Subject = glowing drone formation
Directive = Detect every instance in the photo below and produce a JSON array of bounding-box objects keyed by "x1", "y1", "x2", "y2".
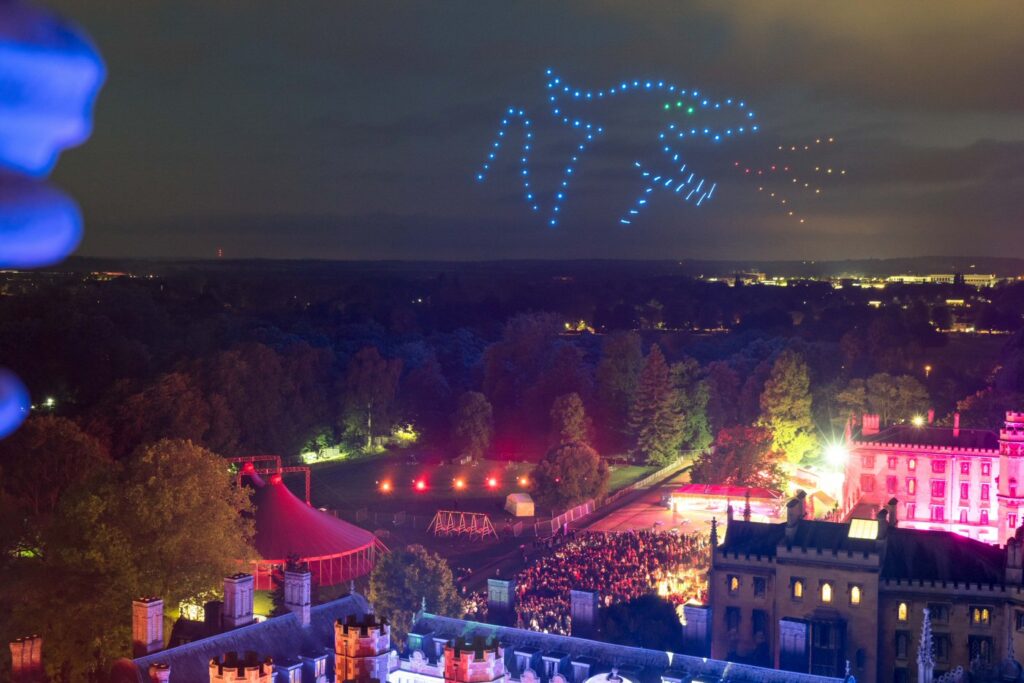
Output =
[
  {"x1": 475, "y1": 69, "x2": 759, "y2": 227},
  {"x1": 732, "y1": 136, "x2": 847, "y2": 224}
]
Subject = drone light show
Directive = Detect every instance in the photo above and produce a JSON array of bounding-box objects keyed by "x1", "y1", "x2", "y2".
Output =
[
  {"x1": 476, "y1": 69, "x2": 759, "y2": 228},
  {"x1": 731, "y1": 136, "x2": 847, "y2": 224}
]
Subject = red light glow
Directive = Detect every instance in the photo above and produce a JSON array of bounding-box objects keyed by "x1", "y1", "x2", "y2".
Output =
[
  {"x1": 379, "y1": 480, "x2": 392, "y2": 493},
  {"x1": 415, "y1": 479, "x2": 427, "y2": 492},
  {"x1": 518, "y1": 476, "x2": 529, "y2": 487},
  {"x1": 242, "y1": 462, "x2": 255, "y2": 473},
  {"x1": 486, "y1": 477, "x2": 498, "y2": 489},
  {"x1": 270, "y1": 474, "x2": 283, "y2": 485},
  {"x1": 453, "y1": 478, "x2": 466, "y2": 490}
]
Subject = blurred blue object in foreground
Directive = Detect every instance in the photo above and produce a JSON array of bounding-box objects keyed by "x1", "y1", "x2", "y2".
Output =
[
  {"x1": 0, "y1": 0, "x2": 105, "y2": 177},
  {"x1": 0, "y1": 368, "x2": 29, "y2": 438},
  {"x1": 0, "y1": 172, "x2": 82, "y2": 266},
  {"x1": 0, "y1": 0, "x2": 104, "y2": 436}
]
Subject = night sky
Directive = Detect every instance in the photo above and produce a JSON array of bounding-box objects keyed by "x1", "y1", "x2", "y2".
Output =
[{"x1": 47, "y1": 1, "x2": 1024, "y2": 261}]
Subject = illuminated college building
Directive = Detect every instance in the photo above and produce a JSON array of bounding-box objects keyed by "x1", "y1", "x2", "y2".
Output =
[
  {"x1": 844, "y1": 411, "x2": 1024, "y2": 545},
  {"x1": 710, "y1": 492, "x2": 1024, "y2": 683}
]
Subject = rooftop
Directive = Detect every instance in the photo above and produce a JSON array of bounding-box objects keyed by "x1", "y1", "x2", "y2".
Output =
[
  {"x1": 719, "y1": 518, "x2": 1008, "y2": 584},
  {"x1": 856, "y1": 425, "x2": 999, "y2": 451},
  {"x1": 116, "y1": 592, "x2": 370, "y2": 683}
]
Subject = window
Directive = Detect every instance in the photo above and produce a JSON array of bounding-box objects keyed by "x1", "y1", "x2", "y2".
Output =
[
  {"x1": 960, "y1": 509, "x2": 968, "y2": 523},
  {"x1": 821, "y1": 581, "x2": 833, "y2": 604},
  {"x1": 848, "y1": 518, "x2": 879, "y2": 540},
  {"x1": 792, "y1": 578, "x2": 804, "y2": 600},
  {"x1": 982, "y1": 484, "x2": 991, "y2": 499},
  {"x1": 849, "y1": 584, "x2": 862, "y2": 606},
  {"x1": 981, "y1": 509, "x2": 989, "y2": 525},
  {"x1": 752, "y1": 609, "x2": 768, "y2": 638},
  {"x1": 931, "y1": 506, "x2": 945, "y2": 522},
  {"x1": 1010, "y1": 514, "x2": 1018, "y2": 530},
  {"x1": 931, "y1": 460, "x2": 946, "y2": 474},
  {"x1": 862, "y1": 454, "x2": 876, "y2": 469},
  {"x1": 860, "y1": 475, "x2": 875, "y2": 493},
  {"x1": 982, "y1": 461, "x2": 992, "y2": 476},
  {"x1": 969, "y1": 636, "x2": 993, "y2": 664},
  {"x1": 728, "y1": 575, "x2": 740, "y2": 595},
  {"x1": 931, "y1": 480, "x2": 946, "y2": 498},
  {"x1": 753, "y1": 577, "x2": 766, "y2": 598},
  {"x1": 928, "y1": 603, "x2": 950, "y2": 624},
  {"x1": 887, "y1": 476, "x2": 898, "y2": 494},
  {"x1": 1016, "y1": 610, "x2": 1024, "y2": 632},
  {"x1": 726, "y1": 606, "x2": 741, "y2": 632},
  {"x1": 898, "y1": 602, "x2": 909, "y2": 621},
  {"x1": 895, "y1": 631, "x2": 910, "y2": 659},
  {"x1": 888, "y1": 456, "x2": 898, "y2": 470},
  {"x1": 960, "y1": 483, "x2": 970, "y2": 500},
  {"x1": 961, "y1": 461, "x2": 971, "y2": 475},
  {"x1": 907, "y1": 503, "x2": 916, "y2": 519},
  {"x1": 907, "y1": 478, "x2": 917, "y2": 495},
  {"x1": 908, "y1": 458, "x2": 917, "y2": 471},
  {"x1": 935, "y1": 634, "x2": 950, "y2": 662},
  {"x1": 971, "y1": 606, "x2": 991, "y2": 626}
]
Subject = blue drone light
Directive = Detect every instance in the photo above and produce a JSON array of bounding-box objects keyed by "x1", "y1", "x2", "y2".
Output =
[{"x1": 475, "y1": 69, "x2": 757, "y2": 227}]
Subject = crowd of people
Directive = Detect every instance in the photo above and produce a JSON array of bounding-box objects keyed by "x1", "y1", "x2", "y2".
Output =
[{"x1": 463, "y1": 528, "x2": 710, "y2": 635}]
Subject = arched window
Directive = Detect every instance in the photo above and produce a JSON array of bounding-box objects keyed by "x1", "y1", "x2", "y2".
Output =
[
  {"x1": 729, "y1": 576, "x2": 739, "y2": 594},
  {"x1": 898, "y1": 602, "x2": 908, "y2": 621},
  {"x1": 792, "y1": 579, "x2": 804, "y2": 599},
  {"x1": 850, "y1": 585, "x2": 862, "y2": 606},
  {"x1": 821, "y1": 582, "x2": 833, "y2": 604}
]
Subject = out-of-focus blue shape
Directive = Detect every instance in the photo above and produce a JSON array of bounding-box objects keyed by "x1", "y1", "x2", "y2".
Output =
[
  {"x1": 0, "y1": 369, "x2": 30, "y2": 438},
  {"x1": 0, "y1": 0, "x2": 105, "y2": 177},
  {"x1": 0, "y1": 172, "x2": 82, "y2": 267}
]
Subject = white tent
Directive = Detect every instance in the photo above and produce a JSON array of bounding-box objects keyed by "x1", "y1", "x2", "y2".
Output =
[{"x1": 505, "y1": 493, "x2": 535, "y2": 517}]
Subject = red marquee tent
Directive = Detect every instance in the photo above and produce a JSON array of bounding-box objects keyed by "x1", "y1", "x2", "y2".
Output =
[{"x1": 244, "y1": 471, "x2": 387, "y2": 590}]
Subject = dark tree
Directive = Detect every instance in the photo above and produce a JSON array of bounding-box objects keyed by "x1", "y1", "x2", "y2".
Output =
[
  {"x1": 451, "y1": 391, "x2": 493, "y2": 462},
  {"x1": 600, "y1": 595, "x2": 684, "y2": 651},
  {"x1": 532, "y1": 441, "x2": 609, "y2": 511},
  {"x1": 550, "y1": 392, "x2": 591, "y2": 446}
]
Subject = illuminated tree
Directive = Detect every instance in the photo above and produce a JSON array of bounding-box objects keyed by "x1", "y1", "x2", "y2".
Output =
[
  {"x1": 690, "y1": 426, "x2": 785, "y2": 490},
  {"x1": 550, "y1": 392, "x2": 591, "y2": 445},
  {"x1": 629, "y1": 345, "x2": 683, "y2": 465},
  {"x1": 596, "y1": 331, "x2": 644, "y2": 438},
  {"x1": 368, "y1": 544, "x2": 461, "y2": 643},
  {"x1": 532, "y1": 441, "x2": 609, "y2": 511},
  {"x1": 0, "y1": 415, "x2": 111, "y2": 519},
  {"x1": 451, "y1": 391, "x2": 493, "y2": 461},
  {"x1": 758, "y1": 349, "x2": 818, "y2": 465},
  {"x1": 1, "y1": 439, "x2": 254, "y2": 678},
  {"x1": 342, "y1": 346, "x2": 403, "y2": 450},
  {"x1": 671, "y1": 357, "x2": 712, "y2": 454}
]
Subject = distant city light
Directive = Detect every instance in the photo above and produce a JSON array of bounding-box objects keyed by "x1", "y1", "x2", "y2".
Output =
[{"x1": 43, "y1": 396, "x2": 55, "y2": 408}]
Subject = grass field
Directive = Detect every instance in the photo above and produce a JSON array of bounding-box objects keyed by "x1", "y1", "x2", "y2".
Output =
[{"x1": 296, "y1": 455, "x2": 658, "y2": 515}]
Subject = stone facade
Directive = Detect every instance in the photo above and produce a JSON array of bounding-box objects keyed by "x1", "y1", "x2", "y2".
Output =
[
  {"x1": 335, "y1": 613, "x2": 392, "y2": 683},
  {"x1": 208, "y1": 652, "x2": 274, "y2": 683}
]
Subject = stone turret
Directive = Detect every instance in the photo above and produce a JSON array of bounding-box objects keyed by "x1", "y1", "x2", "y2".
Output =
[
  {"x1": 284, "y1": 565, "x2": 312, "y2": 627},
  {"x1": 209, "y1": 652, "x2": 273, "y2": 683},
  {"x1": 999, "y1": 412, "x2": 1024, "y2": 545},
  {"x1": 444, "y1": 636, "x2": 506, "y2": 683},
  {"x1": 334, "y1": 613, "x2": 391, "y2": 683},
  {"x1": 1008, "y1": 526, "x2": 1024, "y2": 584},
  {"x1": 223, "y1": 573, "x2": 255, "y2": 629}
]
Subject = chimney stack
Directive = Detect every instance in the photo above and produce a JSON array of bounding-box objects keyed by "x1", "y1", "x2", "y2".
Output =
[
  {"x1": 886, "y1": 497, "x2": 899, "y2": 528},
  {"x1": 876, "y1": 508, "x2": 889, "y2": 540},
  {"x1": 132, "y1": 597, "x2": 164, "y2": 657},
  {"x1": 148, "y1": 663, "x2": 171, "y2": 683},
  {"x1": 1007, "y1": 535, "x2": 1023, "y2": 585},
  {"x1": 953, "y1": 413, "x2": 961, "y2": 438},
  {"x1": 862, "y1": 414, "x2": 880, "y2": 436},
  {"x1": 9, "y1": 635, "x2": 43, "y2": 683},
  {"x1": 784, "y1": 491, "x2": 807, "y2": 542},
  {"x1": 284, "y1": 566, "x2": 312, "y2": 627},
  {"x1": 222, "y1": 573, "x2": 255, "y2": 629}
]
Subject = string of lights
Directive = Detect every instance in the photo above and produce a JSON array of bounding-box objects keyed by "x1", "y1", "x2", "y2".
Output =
[{"x1": 476, "y1": 69, "x2": 758, "y2": 227}]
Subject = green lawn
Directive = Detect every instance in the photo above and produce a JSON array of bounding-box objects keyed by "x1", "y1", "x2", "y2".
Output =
[{"x1": 607, "y1": 464, "x2": 659, "y2": 492}]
